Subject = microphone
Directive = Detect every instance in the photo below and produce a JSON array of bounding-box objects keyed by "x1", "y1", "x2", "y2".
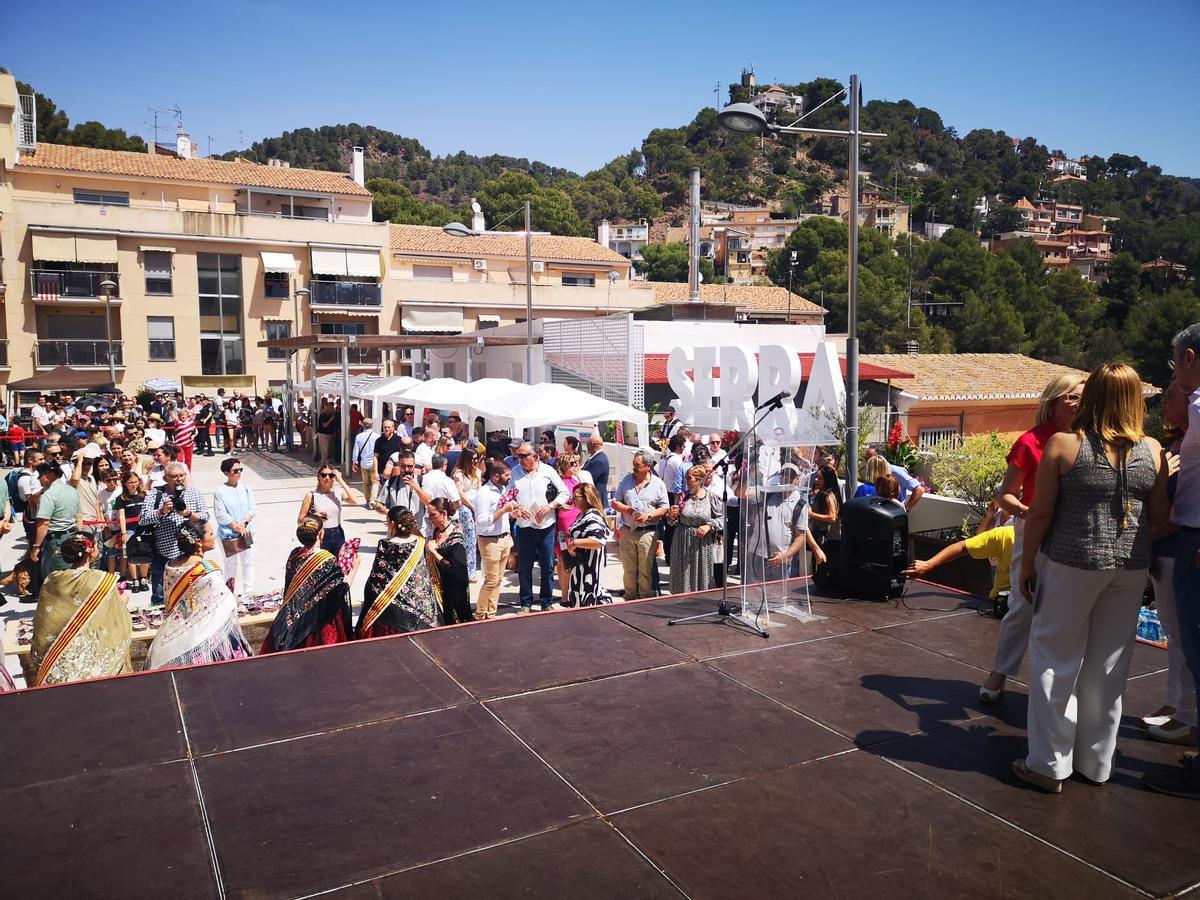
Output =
[{"x1": 756, "y1": 390, "x2": 790, "y2": 411}]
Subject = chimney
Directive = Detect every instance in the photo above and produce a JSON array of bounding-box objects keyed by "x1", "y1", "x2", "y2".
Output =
[
  {"x1": 471, "y1": 198, "x2": 486, "y2": 233},
  {"x1": 351, "y1": 146, "x2": 365, "y2": 186},
  {"x1": 688, "y1": 168, "x2": 701, "y2": 302},
  {"x1": 175, "y1": 130, "x2": 192, "y2": 160},
  {"x1": 597, "y1": 219, "x2": 610, "y2": 249},
  {"x1": 147, "y1": 135, "x2": 155, "y2": 155}
]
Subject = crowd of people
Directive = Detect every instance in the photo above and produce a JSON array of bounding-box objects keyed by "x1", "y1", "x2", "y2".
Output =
[{"x1": 5, "y1": 325, "x2": 1200, "y2": 802}]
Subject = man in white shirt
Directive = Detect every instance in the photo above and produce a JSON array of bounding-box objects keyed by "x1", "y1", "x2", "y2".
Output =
[
  {"x1": 351, "y1": 418, "x2": 380, "y2": 506},
  {"x1": 509, "y1": 441, "x2": 568, "y2": 612},
  {"x1": 413, "y1": 426, "x2": 436, "y2": 471},
  {"x1": 474, "y1": 462, "x2": 517, "y2": 619},
  {"x1": 1145, "y1": 323, "x2": 1200, "y2": 800},
  {"x1": 421, "y1": 454, "x2": 461, "y2": 511},
  {"x1": 31, "y1": 398, "x2": 51, "y2": 435}
]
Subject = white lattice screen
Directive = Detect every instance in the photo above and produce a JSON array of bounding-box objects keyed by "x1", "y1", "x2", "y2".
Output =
[{"x1": 543, "y1": 314, "x2": 644, "y2": 410}]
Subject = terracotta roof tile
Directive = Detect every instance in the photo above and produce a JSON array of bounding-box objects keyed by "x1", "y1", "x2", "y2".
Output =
[
  {"x1": 857, "y1": 353, "x2": 1163, "y2": 401},
  {"x1": 16, "y1": 143, "x2": 372, "y2": 196},
  {"x1": 649, "y1": 282, "x2": 825, "y2": 316},
  {"x1": 388, "y1": 224, "x2": 630, "y2": 266}
]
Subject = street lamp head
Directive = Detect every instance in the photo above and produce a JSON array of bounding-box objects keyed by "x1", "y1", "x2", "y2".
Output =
[
  {"x1": 716, "y1": 103, "x2": 771, "y2": 135},
  {"x1": 442, "y1": 221, "x2": 477, "y2": 238},
  {"x1": 98, "y1": 278, "x2": 117, "y2": 295},
  {"x1": 294, "y1": 287, "x2": 310, "y2": 299}
]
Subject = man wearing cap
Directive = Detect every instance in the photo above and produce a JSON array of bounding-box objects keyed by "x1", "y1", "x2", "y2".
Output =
[{"x1": 29, "y1": 462, "x2": 80, "y2": 578}]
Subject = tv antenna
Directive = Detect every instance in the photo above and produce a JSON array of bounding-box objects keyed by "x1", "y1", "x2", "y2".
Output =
[
  {"x1": 714, "y1": 82, "x2": 722, "y2": 107},
  {"x1": 147, "y1": 104, "x2": 183, "y2": 149}
]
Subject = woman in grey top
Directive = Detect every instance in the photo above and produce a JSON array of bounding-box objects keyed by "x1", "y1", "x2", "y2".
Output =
[{"x1": 1014, "y1": 363, "x2": 1169, "y2": 793}]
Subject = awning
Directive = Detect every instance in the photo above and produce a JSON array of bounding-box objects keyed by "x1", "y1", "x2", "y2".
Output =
[
  {"x1": 476, "y1": 314, "x2": 501, "y2": 326},
  {"x1": 31, "y1": 233, "x2": 79, "y2": 262},
  {"x1": 311, "y1": 248, "x2": 349, "y2": 276},
  {"x1": 345, "y1": 249, "x2": 381, "y2": 278},
  {"x1": 139, "y1": 245, "x2": 176, "y2": 253},
  {"x1": 402, "y1": 307, "x2": 465, "y2": 334},
  {"x1": 261, "y1": 251, "x2": 299, "y2": 273},
  {"x1": 74, "y1": 235, "x2": 119, "y2": 264},
  {"x1": 312, "y1": 309, "x2": 379, "y2": 318}
]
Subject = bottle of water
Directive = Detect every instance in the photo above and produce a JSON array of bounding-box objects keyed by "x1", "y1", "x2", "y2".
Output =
[{"x1": 1137, "y1": 607, "x2": 1163, "y2": 643}]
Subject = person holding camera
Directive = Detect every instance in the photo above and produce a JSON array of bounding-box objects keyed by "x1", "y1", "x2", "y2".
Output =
[
  {"x1": 139, "y1": 462, "x2": 208, "y2": 606},
  {"x1": 372, "y1": 448, "x2": 430, "y2": 536}
]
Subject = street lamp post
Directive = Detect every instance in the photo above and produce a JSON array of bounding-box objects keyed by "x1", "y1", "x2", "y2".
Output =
[
  {"x1": 444, "y1": 199, "x2": 534, "y2": 385},
  {"x1": 98, "y1": 278, "x2": 118, "y2": 388},
  {"x1": 716, "y1": 77, "x2": 885, "y2": 494},
  {"x1": 291, "y1": 286, "x2": 310, "y2": 452}
]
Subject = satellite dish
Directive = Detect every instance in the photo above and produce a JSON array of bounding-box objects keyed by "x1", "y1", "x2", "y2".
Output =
[{"x1": 471, "y1": 200, "x2": 482, "y2": 214}]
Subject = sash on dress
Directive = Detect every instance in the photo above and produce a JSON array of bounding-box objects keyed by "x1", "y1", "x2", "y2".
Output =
[
  {"x1": 35, "y1": 572, "x2": 119, "y2": 687},
  {"x1": 359, "y1": 538, "x2": 428, "y2": 634},
  {"x1": 165, "y1": 561, "x2": 217, "y2": 614},
  {"x1": 284, "y1": 549, "x2": 336, "y2": 606}
]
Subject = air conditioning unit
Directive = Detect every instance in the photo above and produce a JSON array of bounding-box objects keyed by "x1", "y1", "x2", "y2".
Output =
[
  {"x1": 473, "y1": 259, "x2": 487, "y2": 271},
  {"x1": 531, "y1": 261, "x2": 545, "y2": 273}
]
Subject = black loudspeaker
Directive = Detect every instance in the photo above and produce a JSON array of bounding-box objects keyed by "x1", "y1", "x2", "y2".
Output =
[{"x1": 818, "y1": 496, "x2": 909, "y2": 602}]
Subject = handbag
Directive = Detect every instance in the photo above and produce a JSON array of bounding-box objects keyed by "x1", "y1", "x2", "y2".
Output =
[{"x1": 125, "y1": 529, "x2": 154, "y2": 561}]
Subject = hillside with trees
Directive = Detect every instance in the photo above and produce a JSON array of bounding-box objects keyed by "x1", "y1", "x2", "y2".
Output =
[{"x1": 12, "y1": 73, "x2": 1199, "y2": 381}]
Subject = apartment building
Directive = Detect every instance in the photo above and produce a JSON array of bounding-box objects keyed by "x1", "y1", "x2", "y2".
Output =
[
  {"x1": 388, "y1": 224, "x2": 642, "y2": 337},
  {"x1": 598, "y1": 219, "x2": 649, "y2": 261},
  {"x1": 0, "y1": 73, "x2": 390, "y2": 392}
]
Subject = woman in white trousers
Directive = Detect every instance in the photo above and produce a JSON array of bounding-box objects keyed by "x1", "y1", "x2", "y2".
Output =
[
  {"x1": 985, "y1": 374, "x2": 1086, "y2": 702},
  {"x1": 1014, "y1": 364, "x2": 1168, "y2": 793}
]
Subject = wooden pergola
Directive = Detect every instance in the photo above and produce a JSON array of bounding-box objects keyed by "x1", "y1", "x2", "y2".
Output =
[{"x1": 257, "y1": 333, "x2": 532, "y2": 472}]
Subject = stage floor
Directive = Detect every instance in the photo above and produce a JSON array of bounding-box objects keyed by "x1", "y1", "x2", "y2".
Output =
[{"x1": 2, "y1": 581, "x2": 1197, "y2": 899}]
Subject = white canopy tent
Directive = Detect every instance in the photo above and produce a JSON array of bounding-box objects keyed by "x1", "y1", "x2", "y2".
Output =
[
  {"x1": 466, "y1": 382, "x2": 650, "y2": 447},
  {"x1": 354, "y1": 375, "x2": 421, "y2": 422},
  {"x1": 378, "y1": 377, "x2": 518, "y2": 424}
]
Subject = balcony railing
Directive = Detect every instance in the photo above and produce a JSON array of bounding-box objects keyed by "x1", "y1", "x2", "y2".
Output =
[
  {"x1": 313, "y1": 347, "x2": 382, "y2": 367},
  {"x1": 30, "y1": 270, "x2": 121, "y2": 302},
  {"x1": 309, "y1": 280, "x2": 382, "y2": 307},
  {"x1": 36, "y1": 340, "x2": 124, "y2": 368}
]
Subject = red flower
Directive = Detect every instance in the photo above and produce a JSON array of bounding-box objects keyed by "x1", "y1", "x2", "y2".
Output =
[{"x1": 887, "y1": 420, "x2": 904, "y2": 450}]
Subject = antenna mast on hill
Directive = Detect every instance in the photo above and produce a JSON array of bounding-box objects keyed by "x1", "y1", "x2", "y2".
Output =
[
  {"x1": 714, "y1": 82, "x2": 722, "y2": 107},
  {"x1": 147, "y1": 104, "x2": 183, "y2": 150}
]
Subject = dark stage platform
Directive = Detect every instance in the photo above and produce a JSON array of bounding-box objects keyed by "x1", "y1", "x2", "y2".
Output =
[{"x1": 2, "y1": 581, "x2": 1197, "y2": 899}]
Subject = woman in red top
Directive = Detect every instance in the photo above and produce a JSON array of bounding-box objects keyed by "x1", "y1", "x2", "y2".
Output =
[{"x1": 979, "y1": 373, "x2": 1085, "y2": 701}]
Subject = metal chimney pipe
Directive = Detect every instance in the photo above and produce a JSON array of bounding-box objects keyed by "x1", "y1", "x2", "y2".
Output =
[{"x1": 688, "y1": 168, "x2": 701, "y2": 301}]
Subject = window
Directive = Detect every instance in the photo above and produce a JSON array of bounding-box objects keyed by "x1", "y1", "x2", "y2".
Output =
[
  {"x1": 265, "y1": 272, "x2": 290, "y2": 299},
  {"x1": 144, "y1": 251, "x2": 172, "y2": 295},
  {"x1": 918, "y1": 427, "x2": 960, "y2": 450},
  {"x1": 197, "y1": 253, "x2": 244, "y2": 375},
  {"x1": 73, "y1": 188, "x2": 130, "y2": 207},
  {"x1": 413, "y1": 264, "x2": 453, "y2": 281},
  {"x1": 561, "y1": 273, "x2": 595, "y2": 287},
  {"x1": 266, "y1": 322, "x2": 290, "y2": 360},
  {"x1": 148, "y1": 317, "x2": 175, "y2": 361},
  {"x1": 317, "y1": 321, "x2": 367, "y2": 336}
]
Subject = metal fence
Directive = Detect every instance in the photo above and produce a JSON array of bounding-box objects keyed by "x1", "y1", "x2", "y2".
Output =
[
  {"x1": 36, "y1": 340, "x2": 124, "y2": 367},
  {"x1": 542, "y1": 313, "x2": 644, "y2": 410}
]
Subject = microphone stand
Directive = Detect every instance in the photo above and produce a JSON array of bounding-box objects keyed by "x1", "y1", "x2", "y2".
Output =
[{"x1": 668, "y1": 394, "x2": 788, "y2": 638}]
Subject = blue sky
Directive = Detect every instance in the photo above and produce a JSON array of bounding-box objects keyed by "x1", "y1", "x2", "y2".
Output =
[{"x1": 4, "y1": 0, "x2": 1199, "y2": 177}]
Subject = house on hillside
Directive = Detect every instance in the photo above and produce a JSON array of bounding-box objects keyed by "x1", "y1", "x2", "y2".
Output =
[
  {"x1": 859, "y1": 353, "x2": 1095, "y2": 447},
  {"x1": 750, "y1": 85, "x2": 804, "y2": 117}
]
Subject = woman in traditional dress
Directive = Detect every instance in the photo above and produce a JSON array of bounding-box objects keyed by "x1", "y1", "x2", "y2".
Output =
[
  {"x1": 564, "y1": 482, "x2": 613, "y2": 607},
  {"x1": 668, "y1": 464, "x2": 724, "y2": 594},
  {"x1": 145, "y1": 523, "x2": 253, "y2": 670},
  {"x1": 452, "y1": 447, "x2": 481, "y2": 583},
  {"x1": 427, "y1": 498, "x2": 473, "y2": 624},
  {"x1": 260, "y1": 517, "x2": 353, "y2": 654},
  {"x1": 357, "y1": 506, "x2": 443, "y2": 637},
  {"x1": 30, "y1": 534, "x2": 131, "y2": 687}
]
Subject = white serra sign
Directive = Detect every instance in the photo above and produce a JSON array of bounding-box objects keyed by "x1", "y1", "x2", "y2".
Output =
[{"x1": 667, "y1": 341, "x2": 845, "y2": 445}]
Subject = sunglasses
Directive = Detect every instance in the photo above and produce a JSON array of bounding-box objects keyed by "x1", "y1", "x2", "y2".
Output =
[
  {"x1": 319, "y1": 472, "x2": 336, "y2": 478},
  {"x1": 515, "y1": 452, "x2": 534, "y2": 459},
  {"x1": 230, "y1": 468, "x2": 244, "y2": 474}
]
